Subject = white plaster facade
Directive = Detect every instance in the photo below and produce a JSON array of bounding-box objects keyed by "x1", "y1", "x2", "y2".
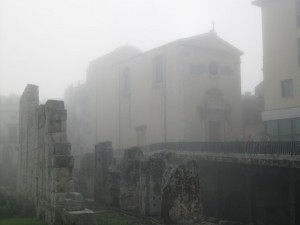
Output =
[
  {"x1": 65, "y1": 31, "x2": 243, "y2": 151},
  {"x1": 254, "y1": 0, "x2": 300, "y2": 141}
]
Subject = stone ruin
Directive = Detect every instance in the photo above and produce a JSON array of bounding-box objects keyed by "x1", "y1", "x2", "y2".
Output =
[
  {"x1": 17, "y1": 85, "x2": 299, "y2": 225},
  {"x1": 92, "y1": 141, "x2": 300, "y2": 225},
  {"x1": 18, "y1": 84, "x2": 97, "y2": 225},
  {"x1": 94, "y1": 142, "x2": 204, "y2": 224}
]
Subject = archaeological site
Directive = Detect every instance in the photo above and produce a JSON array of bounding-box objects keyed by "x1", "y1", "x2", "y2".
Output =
[
  {"x1": 1, "y1": 1, "x2": 300, "y2": 225},
  {"x1": 12, "y1": 84, "x2": 300, "y2": 225}
]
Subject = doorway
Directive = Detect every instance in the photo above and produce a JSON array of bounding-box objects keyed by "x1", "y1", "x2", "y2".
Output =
[{"x1": 208, "y1": 121, "x2": 221, "y2": 141}]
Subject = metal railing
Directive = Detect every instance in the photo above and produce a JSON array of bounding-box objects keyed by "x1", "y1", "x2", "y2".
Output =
[{"x1": 141, "y1": 142, "x2": 300, "y2": 156}]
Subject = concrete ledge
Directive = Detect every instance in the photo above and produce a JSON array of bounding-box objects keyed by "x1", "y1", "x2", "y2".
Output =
[{"x1": 61, "y1": 208, "x2": 97, "y2": 225}]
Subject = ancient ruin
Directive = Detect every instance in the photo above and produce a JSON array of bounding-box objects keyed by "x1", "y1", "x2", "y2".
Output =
[
  {"x1": 16, "y1": 84, "x2": 300, "y2": 225},
  {"x1": 93, "y1": 142, "x2": 300, "y2": 225},
  {"x1": 18, "y1": 84, "x2": 97, "y2": 225}
]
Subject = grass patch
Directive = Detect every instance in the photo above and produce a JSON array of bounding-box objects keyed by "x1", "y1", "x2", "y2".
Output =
[
  {"x1": 0, "y1": 218, "x2": 45, "y2": 225},
  {"x1": 85, "y1": 200, "x2": 160, "y2": 225},
  {"x1": 0, "y1": 191, "x2": 44, "y2": 225},
  {"x1": 96, "y1": 210, "x2": 156, "y2": 225}
]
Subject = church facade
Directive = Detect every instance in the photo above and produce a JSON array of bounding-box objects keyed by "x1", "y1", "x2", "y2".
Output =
[{"x1": 65, "y1": 31, "x2": 243, "y2": 153}]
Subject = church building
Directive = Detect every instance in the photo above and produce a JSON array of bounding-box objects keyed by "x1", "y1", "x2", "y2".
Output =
[{"x1": 65, "y1": 30, "x2": 243, "y2": 153}]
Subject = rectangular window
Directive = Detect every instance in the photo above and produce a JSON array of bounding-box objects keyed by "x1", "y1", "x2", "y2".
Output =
[
  {"x1": 281, "y1": 79, "x2": 294, "y2": 98},
  {"x1": 265, "y1": 118, "x2": 300, "y2": 141},
  {"x1": 293, "y1": 118, "x2": 300, "y2": 134},
  {"x1": 279, "y1": 119, "x2": 292, "y2": 141},
  {"x1": 153, "y1": 56, "x2": 163, "y2": 85},
  {"x1": 293, "y1": 118, "x2": 300, "y2": 141},
  {"x1": 266, "y1": 120, "x2": 278, "y2": 136},
  {"x1": 265, "y1": 120, "x2": 279, "y2": 141},
  {"x1": 279, "y1": 119, "x2": 292, "y2": 135},
  {"x1": 121, "y1": 68, "x2": 130, "y2": 94}
]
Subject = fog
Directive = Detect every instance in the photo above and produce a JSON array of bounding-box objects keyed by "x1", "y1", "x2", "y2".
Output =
[
  {"x1": 0, "y1": 0, "x2": 262, "y2": 100},
  {"x1": 2, "y1": 1, "x2": 300, "y2": 224}
]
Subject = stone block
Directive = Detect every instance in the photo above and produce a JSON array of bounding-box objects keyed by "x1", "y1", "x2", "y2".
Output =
[
  {"x1": 53, "y1": 179, "x2": 73, "y2": 193},
  {"x1": 64, "y1": 199, "x2": 84, "y2": 211},
  {"x1": 52, "y1": 155, "x2": 74, "y2": 168},
  {"x1": 54, "y1": 192, "x2": 68, "y2": 207},
  {"x1": 51, "y1": 168, "x2": 73, "y2": 192},
  {"x1": 66, "y1": 192, "x2": 84, "y2": 201},
  {"x1": 123, "y1": 147, "x2": 144, "y2": 161},
  {"x1": 206, "y1": 217, "x2": 218, "y2": 223},
  {"x1": 61, "y1": 209, "x2": 97, "y2": 225},
  {"x1": 218, "y1": 220, "x2": 239, "y2": 225},
  {"x1": 54, "y1": 143, "x2": 71, "y2": 156},
  {"x1": 46, "y1": 109, "x2": 67, "y2": 121},
  {"x1": 50, "y1": 132, "x2": 67, "y2": 143},
  {"x1": 47, "y1": 120, "x2": 63, "y2": 133},
  {"x1": 45, "y1": 100, "x2": 64, "y2": 110},
  {"x1": 38, "y1": 106, "x2": 46, "y2": 128}
]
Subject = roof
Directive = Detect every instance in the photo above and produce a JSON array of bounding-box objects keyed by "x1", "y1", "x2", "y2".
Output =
[
  {"x1": 252, "y1": 0, "x2": 273, "y2": 7},
  {"x1": 90, "y1": 45, "x2": 142, "y2": 66},
  {"x1": 88, "y1": 30, "x2": 243, "y2": 70},
  {"x1": 114, "y1": 30, "x2": 243, "y2": 66},
  {"x1": 176, "y1": 30, "x2": 243, "y2": 56}
]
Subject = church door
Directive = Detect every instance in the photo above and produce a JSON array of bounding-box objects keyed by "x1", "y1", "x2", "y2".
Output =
[{"x1": 208, "y1": 121, "x2": 221, "y2": 141}]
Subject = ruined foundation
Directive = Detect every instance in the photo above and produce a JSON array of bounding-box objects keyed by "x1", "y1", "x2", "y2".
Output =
[
  {"x1": 94, "y1": 142, "x2": 300, "y2": 225},
  {"x1": 94, "y1": 143, "x2": 204, "y2": 224}
]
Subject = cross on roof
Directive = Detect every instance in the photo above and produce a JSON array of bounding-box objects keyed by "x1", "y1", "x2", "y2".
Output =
[{"x1": 211, "y1": 21, "x2": 216, "y2": 32}]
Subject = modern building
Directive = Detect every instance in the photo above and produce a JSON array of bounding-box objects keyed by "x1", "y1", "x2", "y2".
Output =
[
  {"x1": 65, "y1": 30, "x2": 243, "y2": 153},
  {"x1": 253, "y1": 0, "x2": 300, "y2": 141}
]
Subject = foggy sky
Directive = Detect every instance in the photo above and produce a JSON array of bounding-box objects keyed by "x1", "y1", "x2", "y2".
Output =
[{"x1": 0, "y1": 0, "x2": 262, "y2": 100}]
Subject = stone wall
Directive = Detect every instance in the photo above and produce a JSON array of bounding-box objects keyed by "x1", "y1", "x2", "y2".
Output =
[
  {"x1": 18, "y1": 84, "x2": 97, "y2": 225},
  {"x1": 94, "y1": 143, "x2": 203, "y2": 224},
  {"x1": 94, "y1": 141, "x2": 300, "y2": 225}
]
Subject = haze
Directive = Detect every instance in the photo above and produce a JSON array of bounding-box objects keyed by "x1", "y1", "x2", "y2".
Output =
[{"x1": 0, "y1": 0, "x2": 262, "y2": 100}]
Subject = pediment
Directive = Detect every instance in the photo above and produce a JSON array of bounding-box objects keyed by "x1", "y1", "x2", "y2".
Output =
[{"x1": 178, "y1": 32, "x2": 243, "y2": 56}]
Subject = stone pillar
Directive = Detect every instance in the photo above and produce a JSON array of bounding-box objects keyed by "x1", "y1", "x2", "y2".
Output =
[
  {"x1": 18, "y1": 84, "x2": 39, "y2": 199},
  {"x1": 140, "y1": 154, "x2": 166, "y2": 216},
  {"x1": 119, "y1": 147, "x2": 144, "y2": 212},
  {"x1": 94, "y1": 141, "x2": 119, "y2": 206},
  {"x1": 18, "y1": 84, "x2": 97, "y2": 225},
  {"x1": 39, "y1": 100, "x2": 74, "y2": 224}
]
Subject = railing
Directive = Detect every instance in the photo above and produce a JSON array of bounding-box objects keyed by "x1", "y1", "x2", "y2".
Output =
[{"x1": 141, "y1": 142, "x2": 300, "y2": 156}]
